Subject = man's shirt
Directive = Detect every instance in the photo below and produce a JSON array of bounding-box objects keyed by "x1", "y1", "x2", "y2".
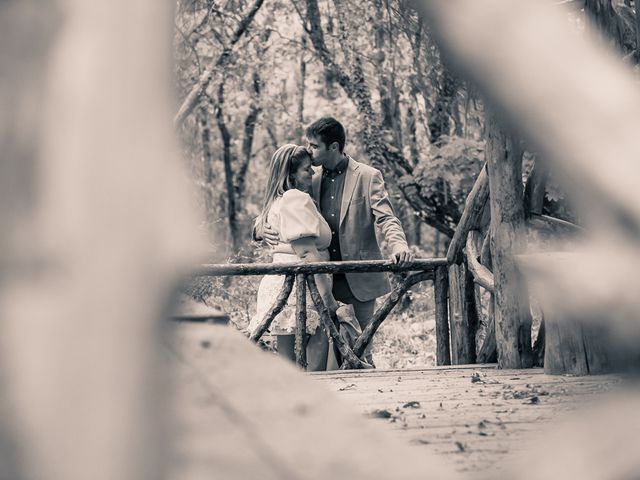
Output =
[{"x1": 319, "y1": 155, "x2": 349, "y2": 261}]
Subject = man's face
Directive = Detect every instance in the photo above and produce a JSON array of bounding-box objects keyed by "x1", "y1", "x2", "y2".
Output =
[{"x1": 306, "y1": 135, "x2": 331, "y2": 167}]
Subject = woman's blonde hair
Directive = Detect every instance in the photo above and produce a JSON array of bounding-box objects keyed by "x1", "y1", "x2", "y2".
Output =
[{"x1": 255, "y1": 144, "x2": 311, "y2": 235}]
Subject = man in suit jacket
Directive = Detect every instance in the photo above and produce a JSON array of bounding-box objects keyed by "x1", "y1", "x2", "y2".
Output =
[{"x1": 260, "y1": 117, "x2": 413, "y2": 365}]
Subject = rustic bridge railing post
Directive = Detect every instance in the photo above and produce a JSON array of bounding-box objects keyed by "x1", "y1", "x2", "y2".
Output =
[
  {"x1": 486, "y1": 112, "x2": 533, "y2": 369},
  {"x1": 448, "y1": 263, "x2": 477, "y2": 364},
  {"x1": 446, "y1": 165, "x2": 489, "y2": 265},
  {"x1": 466, "y1": 230, "x2": 495, "y2": 292},
  {"x1": 477, "y1": 231, "x2": 497, "y2": 363},
  {"x1": 306, "y1": 275, "x2": 366, "y2": 369},
  {"x1": 351, "y1": 272, "x2": 433, "y2": 360},
  {"x1": 434, "y1": 266, "x2": 451, "y2": 365},
  {"x1": 295, "y1": 274, "x2": 308, "y2": 369},
  {"x1": 249, "y1": 275, "x2": 295, "y2": 342},
  {"x1": 444, "y1": 163, "x2": 489, "y2": 365},
  {"x1": 197, "y1": 259, "x2": 448, "y2": 369}
]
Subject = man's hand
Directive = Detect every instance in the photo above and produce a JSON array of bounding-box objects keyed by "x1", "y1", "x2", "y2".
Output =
[
  {"x1": 391, "y1": 249, "x2": 414, "y2": 267},
  {"x1": 262, "y1": 222, "x2": 280, "y2": 247}
]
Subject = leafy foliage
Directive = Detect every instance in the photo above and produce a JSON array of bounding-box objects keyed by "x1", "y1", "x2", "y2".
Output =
[{"x1": 413, "y1": 135, "x2": 485, "y2": 222}]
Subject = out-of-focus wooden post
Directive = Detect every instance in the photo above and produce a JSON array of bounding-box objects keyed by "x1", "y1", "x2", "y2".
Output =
[{"x1": 0, "y1": 1, "x2": 202, "y2": 479}]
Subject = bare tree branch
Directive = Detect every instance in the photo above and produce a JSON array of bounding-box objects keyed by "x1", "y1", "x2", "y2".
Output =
[{"x1": 174, "y1": 0, "x2": 265, "y2": 126}]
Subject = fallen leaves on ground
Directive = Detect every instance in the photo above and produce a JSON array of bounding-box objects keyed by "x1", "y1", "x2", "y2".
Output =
[
  {"x1": 369, "y1": 409, "x2": 393, "y2": 419},
  {"x1": 338, "y1": 383, "x2": 357, "y2": 391}
]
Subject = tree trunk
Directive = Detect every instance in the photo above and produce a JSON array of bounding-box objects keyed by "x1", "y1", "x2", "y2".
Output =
[
  {"x1": 486, "y1": 111, "x2": 533, "y2": 369},
  {"x1": 266, "y1": 125, "x2": 279, "y2": 150},
  {"x1": 374, "y1": 0, "x2": 392, "y2": 131},
  {"x1": 198, "y1": 102, "x2": 217, "y2": 232},
  {"x1": 403, "y1": 94, "x2": 422, "y2": 247},
  {"x1": 406, "y1": 103, "x2": 420, "y2": 165},
  {"x1": 236, "y1": 70, "x2": 262, "y2": 217},
  {"x1": 373, "y1": 0, "x2": 403, "y2": 148},
  {"x1": 451, "y1": 84, "x2": 463, "y2": 137},
  {"x1": 215, "y1": 83, "x2": 241, "y2": 253},
  {"x1": 584, "y1": 0, "x2": 635, "y2": 55},
  {"x1": 296, "y1": 35, "x2": 307, "y2": 142},
  {"x1": 636, "y1": 0, "x2": 640, "y2": 61},
  {"x1": 524, "y1": 159, "x2": 547, "y2": 216},
  {"x1": 428, "y1": 70, "x2": 457, "y2": 145}
]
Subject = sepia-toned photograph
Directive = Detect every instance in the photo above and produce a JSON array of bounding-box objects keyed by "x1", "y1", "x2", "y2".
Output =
[{"x1": 1, "y1": 0, "x2": 640, "y2": 478}]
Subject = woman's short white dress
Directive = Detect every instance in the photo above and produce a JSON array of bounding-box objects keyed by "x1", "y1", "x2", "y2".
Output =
[{"x1": 250, "y1": 189, "x2": 332, "y2": 336}]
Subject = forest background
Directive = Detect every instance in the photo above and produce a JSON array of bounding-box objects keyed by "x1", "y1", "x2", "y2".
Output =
[{"x1": 173, "y1": 0, "x2": 637, "y2": 367}]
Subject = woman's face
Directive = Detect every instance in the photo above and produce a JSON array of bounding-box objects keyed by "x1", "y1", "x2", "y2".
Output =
[{"x1": 291, "y1": 155, "x2": 314, "y2": 192}]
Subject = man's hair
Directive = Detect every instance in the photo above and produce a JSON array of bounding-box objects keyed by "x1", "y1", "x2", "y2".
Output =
[{"x1": 305, "y1": 117, "x2": 346, "y2": 153}]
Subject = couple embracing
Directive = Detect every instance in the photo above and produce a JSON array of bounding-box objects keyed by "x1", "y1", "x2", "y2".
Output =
[{"x1": 251, "y1": 117, "x2": 413, "y2": 371}]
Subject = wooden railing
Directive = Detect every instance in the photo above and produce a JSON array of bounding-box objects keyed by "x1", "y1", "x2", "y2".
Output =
[
  {"x1": 196, "y1": 158, "x2": 583, "y2": 372},
  {"x1": 441, "y1": 159, "x2": 587, "y2": 371},
  {"x1": 196, "y1": 259, "x2": 452, "y2": 369},
  {"x1": 196, "y1": 160, "x2": 584, "y2": 372}
]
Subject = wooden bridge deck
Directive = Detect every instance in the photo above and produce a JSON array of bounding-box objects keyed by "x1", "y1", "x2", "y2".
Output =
[
  {"x1": 166, "y1": 323, "x2": 621, "y2": 479},
  {"x1": 311, "y1": 365, "x2": 620, "y2": 473}
]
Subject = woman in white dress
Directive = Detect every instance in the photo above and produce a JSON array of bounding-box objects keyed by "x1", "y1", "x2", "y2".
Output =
[{"x1": 251, "y1": 144, "x2": 345, "y2": 370}]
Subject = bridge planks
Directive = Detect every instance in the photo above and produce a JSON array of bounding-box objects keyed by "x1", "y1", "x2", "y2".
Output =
[
  {"x1": 165, "y1": 322, "x2": 619, "y2": 477},
  {"x1": 311, "y1": 364, "x2": 619, "y2": 473}
]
